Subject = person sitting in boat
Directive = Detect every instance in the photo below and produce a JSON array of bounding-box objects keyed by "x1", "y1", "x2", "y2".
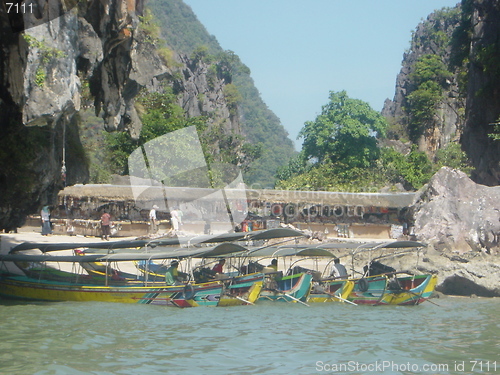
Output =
[
  {"x1": 212, "y1": 259, "x2": 226, "y2": 274},
  {"x1": 247, "y1": 261, "x2": 264, "y2": 273},
  {"x1": 165, "y1": 260, "x2": 181, "y2": 286},
  {"x1": 193, "y1": 267, "x2": 217, "y2": 283},
  {"x1": 330, "y1": 258, "x2": 348, "y2": 279},
  {"x1": 268, "y1": 259, "x2": 278, "y2": 272}
]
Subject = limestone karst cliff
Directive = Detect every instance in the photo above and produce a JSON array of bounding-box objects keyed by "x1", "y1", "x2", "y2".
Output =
[
  {"x1": 382, "y1": 6, "x2": 464, "y2": 158},
  {"x1": 461, "y1": 0, "x2": 500, "y2": 185},
  {"x1": 383, "y1": 0, "x2": 500, "y2": 186},
  {"x1": 0, "y1": 0, "x2": 249, "y2": 230}
]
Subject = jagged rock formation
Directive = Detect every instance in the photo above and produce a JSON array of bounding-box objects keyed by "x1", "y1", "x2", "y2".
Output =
[
  {"x1": 0, "y1": 0, "x2": 241, "y2": 230},
  {"x1": 383, "y1": 1, "x2": 500, "y2": 185},
  {"x1": 174, "y1": 54, "x2": 239, "y2": 133},
  {"x1": 461, "y1": 0, "x2": 500, "y2": 185},
  {"x1": 382, "y1": 6, "x2": 464, "y2": 158},
  {"x1": 398, "y1": 166, "x2": 500, "y2": 296}
]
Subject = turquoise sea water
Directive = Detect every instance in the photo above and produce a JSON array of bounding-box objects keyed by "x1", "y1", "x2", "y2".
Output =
[{"x1": 0, "y1": 297, "x2": 499, "y2": 375}]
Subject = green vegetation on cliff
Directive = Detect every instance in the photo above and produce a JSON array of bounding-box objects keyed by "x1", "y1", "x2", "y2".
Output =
[
  {"x1": 147, "y1": 0, "x2": 296, "y2": 187},
  {"x1": 100, "y1": 87, "x2": 262, "y2": 186},
  {"x1": 406, "y1": 54, "x2": 452, "y2": 142},
  {"x1": 276, "y1": 91, "x2": 471, "y2": 191}
]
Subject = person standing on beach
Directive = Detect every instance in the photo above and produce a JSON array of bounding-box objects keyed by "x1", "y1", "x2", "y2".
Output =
[
  {"x1": 170, "y1": 207, "x2": 182, "y2": 233},
  {"x1": 41, "y1": 206, "x2": 52, "y2": 236},
  {"x1": 149, "y1": 205, "x2": 158, "y2": 234},
  {"x1": 100, "y1": 210, "x2": 111, "y2": 240}
]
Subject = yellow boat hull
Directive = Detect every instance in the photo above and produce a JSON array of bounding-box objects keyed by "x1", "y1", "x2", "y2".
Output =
[
  {"x1": 307, "y1": 280, "x2": 355, "y2": 303},
  {"x1": 0, "y1": 275, "x2": 221, "y2": 306},
  {"x1": 378, "y1": 274, "x2": 438, "y2": 305},
  {"x1": 217, "y1": 281, "x2": 263, "y2": 307}
]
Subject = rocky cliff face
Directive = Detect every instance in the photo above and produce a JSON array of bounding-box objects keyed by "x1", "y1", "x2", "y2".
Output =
[
  {"x1": 400, "y1": 167, "x2": 500, "y2": 296},
  {"x1": 0, "y1": 0, "x2": 147, "y2": 230},
  {"x1": 174, "y1": 54, "x2": 239, "y2": 133},
  {"x1": 461, "y1": 0, "x2": 500, "y2": 185},
  {"x1": 382, "y1": 6, "x2": 463, "y2": 158},
  {"x1": 383, "y1": 1, "x2": 500, "y2": 185},
  {"x1": 407, "y1": 167, "x2": 500, "y2": 253},
  {"x1": 0, "y1": 0, "x2": 240, "y2": 230}
]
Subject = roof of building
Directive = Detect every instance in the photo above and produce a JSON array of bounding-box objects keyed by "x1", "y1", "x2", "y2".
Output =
[{"x1": 58, "y1": 184, "x2": 415, "y2": 208}]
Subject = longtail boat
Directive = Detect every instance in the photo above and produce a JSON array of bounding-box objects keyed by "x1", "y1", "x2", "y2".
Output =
[
  {"x1": 282, "y1": 247, "x2": 355, "y2": 304},
  {"x1": 237, "y1": 247, "x2": 318, "y2": 304},
  {"x1": 258, "y1": 272, "x2": 313, "y2": 303},
  {"x1": 318, "y1": 240, "x2": 438, "y2": 306},
  {"x1": 0, "y1": 243, "x2": 246, "y2": 307},
  {"x1": 0, "y1": 274, "x2": 223, "y2": 306},
  {"x1": 1, "y1": 228, "x2": 304, "y2": 306}
]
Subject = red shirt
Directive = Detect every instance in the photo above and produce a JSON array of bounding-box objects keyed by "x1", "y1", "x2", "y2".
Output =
[
  {"x1": 212, "y1": 263, "x2": 224, "y2": 273},
  {"x1": 101, "y1": 213, "x2": 111, "y2": 226}
]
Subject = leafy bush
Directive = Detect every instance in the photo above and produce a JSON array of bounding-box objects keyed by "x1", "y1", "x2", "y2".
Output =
[{"x1": 434, "y1": 142, "x2": 473, "y2": 175}]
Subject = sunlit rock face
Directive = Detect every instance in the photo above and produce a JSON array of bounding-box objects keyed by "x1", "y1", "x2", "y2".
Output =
[
  {"x1": 0, "y1": 0, "x2": 241, "y2": 230},
  {"x1": 0, "y1": 0, "x2": 146, "y2": 229},
  {"x1": 383, "y1": 0, "x2": 500, "y2": 186},
  {"x1": 408, "y1": 167, "x2": 500, "y2": 253}
]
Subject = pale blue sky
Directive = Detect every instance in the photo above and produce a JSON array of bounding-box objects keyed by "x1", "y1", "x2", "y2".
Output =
[{"x1": 183, "y1": 0, "x2": 460, "y2": 149}]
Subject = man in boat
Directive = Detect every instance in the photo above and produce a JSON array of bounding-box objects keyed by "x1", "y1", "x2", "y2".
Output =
[
  {"x1": 268, "y1": 259, "x2": 278, "y2": 272},
  {"x1": 100, "y1": 210, "x2": 111, "y2": 240},
  {"x1": 165, "y1": 260, "x2": 181, "y2": 286},
  {"x1": 212, "y1": 259, "x2": 226, "y2": 274},
  {"x1": 330, "y1": 258, "x2": 348, "y2": 279}
]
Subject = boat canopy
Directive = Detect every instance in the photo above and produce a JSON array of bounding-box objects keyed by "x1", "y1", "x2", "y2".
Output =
[
  {"x1": 245, "y1": 246, "x2": 336, "y2": 258},
  {"x1": 2, "y1": 243, "x2": 247, "y2": 263},
  {"x1": 9, "y1": 228, "x2": 305, "y2": 254},
  {"x1": 10, "y1": 239, "x2": 151, "y2": 253},
  {"x1": 309, "y1": 240, "x2": 425, "y2": 252},
  {"x1": 191, "y1": 243, "x2": 248, "y2": 258},
  {"x1": 0, "y1": 253, "x2": 104, "y2": 263}
]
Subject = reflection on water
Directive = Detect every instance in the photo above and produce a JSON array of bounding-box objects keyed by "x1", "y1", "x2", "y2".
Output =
[{"x1": 0, "y1": 297, "x2": 499, "y2": 374}]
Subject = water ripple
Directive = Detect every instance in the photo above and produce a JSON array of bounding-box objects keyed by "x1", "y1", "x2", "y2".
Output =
[{"x1": 0, "y1": 297, "x2": 499, "y2": 374}]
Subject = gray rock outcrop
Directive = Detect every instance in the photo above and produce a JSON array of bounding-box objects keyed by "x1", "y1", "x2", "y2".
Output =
[
  {"x1": 402, "y1": 167, "x2": 500, "y2": 296},
  {"x1": 408, "y1": 167, "x2": 500, "y2": 253}
]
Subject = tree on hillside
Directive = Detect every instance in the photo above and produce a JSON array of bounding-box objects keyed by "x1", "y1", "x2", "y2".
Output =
[
  {"x1": 406, "y1": 54, "x2": 452, "y2": 142},
  {"x1": 275, "y1": 92, "x2": 388, "y2": 192},
  {"x1": 299, "y1": 90, "x2": 387, "y2": 169},
  {"x1": 103, "y1": 87, "x2": 261, "y2": 187}
]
